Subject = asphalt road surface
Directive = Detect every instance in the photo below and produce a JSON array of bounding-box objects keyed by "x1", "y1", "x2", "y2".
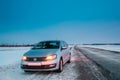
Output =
[
  {"x1": 77, "y1": 45, "x2": 120, "y2": 80},
  {"x1": 1, "y1": 45, "x2": 120, "y2": 80}
]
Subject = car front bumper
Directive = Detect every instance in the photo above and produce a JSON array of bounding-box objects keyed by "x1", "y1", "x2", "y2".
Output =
[{"x1": 21, "y1": 60, "x2": 59, "y2": 71}]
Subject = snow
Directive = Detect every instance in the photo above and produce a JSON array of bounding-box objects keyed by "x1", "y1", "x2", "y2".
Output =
[
  {"x1": 79, "y1": 45, "x2": 120, "y2": 52},
  {"x1": 0, "y1": 45, "x2": 119, "y2": 80},
  {"x1": 78, "y1": 46, "x2": 120, "y2": 80},
  {"x1": 0, "y1": 45, "x2": 120, "y2": 66},
  {"x1": 0, "y1": 47, "x2": 80, "y2": 80},
  {"x1": 0, "y1": 47, "x2": 31, "y2": 66}
]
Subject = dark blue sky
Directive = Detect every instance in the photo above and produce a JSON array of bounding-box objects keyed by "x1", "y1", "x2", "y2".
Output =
[{"x1": 0, "y1": 0, "x2": 120, "y2": 44}]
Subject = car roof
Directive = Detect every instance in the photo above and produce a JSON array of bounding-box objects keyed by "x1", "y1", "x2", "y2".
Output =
[{"x1": 40, "y1": 40, "x2": 64, "y2": 42}]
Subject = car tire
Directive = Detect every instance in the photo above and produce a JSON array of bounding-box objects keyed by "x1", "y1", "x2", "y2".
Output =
[
  {"x1": 67, "y1": 53, "x2": 71, "y2": 63},
  {"x1": 57, "y1": 59, "x2": 63, "y2": 72},
  {"x1": 24, "y1": 70, "x2": 30, "y2": 73}
]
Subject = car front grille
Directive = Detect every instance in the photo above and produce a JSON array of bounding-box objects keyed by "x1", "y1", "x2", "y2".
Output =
[{"x1": 26, "y1": 57, "x2": 46, "y2": 61}]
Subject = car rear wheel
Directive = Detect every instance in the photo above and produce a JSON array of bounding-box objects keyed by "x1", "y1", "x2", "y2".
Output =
[
  {"x1": 67, "y1": 53, "x2": 71, "y2": 63},
  {"x1": 57, "y1": 59, "x2": 63, "y2": 72}
]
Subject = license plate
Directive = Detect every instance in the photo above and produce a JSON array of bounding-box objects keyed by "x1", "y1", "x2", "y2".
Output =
[{"x1": 28, "y1": 62, "x2": 41, "y2": 66}]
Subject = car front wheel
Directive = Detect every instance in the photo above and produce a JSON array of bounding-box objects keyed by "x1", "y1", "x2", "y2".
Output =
[
  {"x1": 24, "y1": 70, "x2": 30, "y2": 72},
  {"x1": 57, "y1": 59, "x2": 63, "y2": 72}
]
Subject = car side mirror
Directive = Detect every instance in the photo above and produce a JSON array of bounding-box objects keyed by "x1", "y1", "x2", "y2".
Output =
[{"x1": 61, "y1": 47, "x2": 67, "y2": 50}]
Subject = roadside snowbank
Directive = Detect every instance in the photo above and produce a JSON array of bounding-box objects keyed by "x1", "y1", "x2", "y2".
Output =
[{"x1": 79, "y1": 45, "x2": 120, "y2": 52}]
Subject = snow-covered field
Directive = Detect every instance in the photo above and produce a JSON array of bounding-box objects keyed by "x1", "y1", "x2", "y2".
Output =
[
  {"x1": 0, "y1": 45, "x2": 120, "y2": 80},
  {"x1": 79, "y1": 45, "x2": 120, "y2": 52},
  {"x1": 0, "y1": 45, "x2": 120, "y2": 66},
  {"x1": 0, "y1": 46, "x2": 107, "y2": 80},
  {"x1": 0, "y1": 47, "x2": 31, "y2": 66},
  {"x1": 0, "y1": 46, "x2": 82, "y2": 80}
]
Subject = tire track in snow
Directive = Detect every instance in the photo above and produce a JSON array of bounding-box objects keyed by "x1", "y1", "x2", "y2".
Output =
[{"x1": 74, "y1": 46, "x2": 107, "y2": 80}]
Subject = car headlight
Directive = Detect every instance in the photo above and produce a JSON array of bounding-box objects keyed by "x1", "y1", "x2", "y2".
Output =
[
  {"x1": 22, "y1": 56, "x2": 27, "y2": 61},
  {"x1": 45, "y1": 54, "x2": 57, "y2": 61}
]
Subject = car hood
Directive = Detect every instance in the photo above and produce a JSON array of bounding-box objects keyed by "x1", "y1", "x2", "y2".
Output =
[{"x1": 24, "y1": 49, "x2": 59, "y2": 57}]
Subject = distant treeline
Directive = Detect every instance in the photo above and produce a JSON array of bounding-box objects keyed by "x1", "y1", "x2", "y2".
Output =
[
  {"x1": 83, "y1": 43, "x2": 120, "y2": 45},
  {"x1": 0, "y1": 43, "x2": 120, "y2": 47},
  {"x1": 0, "y1": 44, "x2": 35, "y2": 47}
]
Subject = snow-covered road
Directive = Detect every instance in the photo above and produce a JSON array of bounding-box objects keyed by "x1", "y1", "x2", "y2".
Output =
[
  {"x1": 0, "y1": 46, "x2": 106, "y2": 80},
  {"x1": 77, "y1": 45, "x2": 120, "y2": 80}
]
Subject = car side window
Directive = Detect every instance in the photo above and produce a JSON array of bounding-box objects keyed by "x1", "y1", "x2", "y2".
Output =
[
  {"x1": 64, "y1": 41, "x2": 68, "y2": 48},
  {"x1": 62, "y1": 41, "x2": 68, "y2": 48},
  {"x1": 61, "y1": 41, "x2": 65, "y2": 47}
]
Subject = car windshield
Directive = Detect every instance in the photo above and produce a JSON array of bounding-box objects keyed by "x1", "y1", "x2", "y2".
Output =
[{"x1": 32, "y1": 41, "x2": 60, "y2": 49}]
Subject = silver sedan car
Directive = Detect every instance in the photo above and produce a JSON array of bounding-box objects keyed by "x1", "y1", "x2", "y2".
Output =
[{"x1": 21, "y1": 40, "x2": 71, "y2": 72}]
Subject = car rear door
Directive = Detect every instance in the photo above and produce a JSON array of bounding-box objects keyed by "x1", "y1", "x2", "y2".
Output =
[
  {"x1": 61, "y1": 41, "x2": 69, "y2": 64},
  {"x1": 64, "y1": 41, "x2": 70, "y2": 62}
]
